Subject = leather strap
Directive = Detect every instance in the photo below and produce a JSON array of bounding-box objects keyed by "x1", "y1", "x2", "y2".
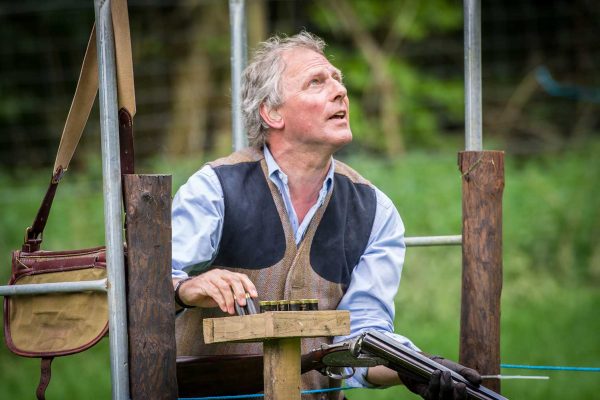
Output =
[
  {"x1": 52, "y1": 27, "x2": 98, "y2": 177},
  {"x1": 36, "y1": 357, "x2": 54, "y2": 400},
  {"x1": 119, "y1": 108, "x2": 135, "y2": 175},
  {"x1": 112, "y1": 0, "x2": 136, "y2": 117},
  {"x1": 53, "y1": 0, "x2": 135, "y2": 175},
  {"x1": 24, "y1": 0, "x2": 135, "y2": 252}
]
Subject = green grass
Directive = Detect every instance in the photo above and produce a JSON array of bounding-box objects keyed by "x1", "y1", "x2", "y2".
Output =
[{"x1": 1, "y1": 143, "x2": 599, "y2": 399}]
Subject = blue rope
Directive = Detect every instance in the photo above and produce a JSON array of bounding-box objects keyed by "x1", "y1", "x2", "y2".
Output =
[
  {"x1": 303, "y1": 386, "x2": 355, "y2": 394},
  {"x1": 502, "y1": 364, "x2": 600, "y2": 372},
  {"x1": 179, "y1": 365, "x2": 600, "y2": 399},
  {"x1": 180, "y1": 394, "x2": 263, "y2": 400},
  {"x1": 179, "y1": 386, "x2": 355, "y2": 400},
  {"x1": 535, "y1": 66, "x2": 600, "y2": 103}
]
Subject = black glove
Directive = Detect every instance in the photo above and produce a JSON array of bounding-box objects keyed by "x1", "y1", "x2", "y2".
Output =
[{"x1": 398, "y1": 355, "x2": 481, "y2": 400}]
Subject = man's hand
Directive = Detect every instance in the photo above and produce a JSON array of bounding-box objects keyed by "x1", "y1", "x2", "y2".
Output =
[
  {"x1": 399, "y1": 356, "x2": 481, "y2": 400},
  {"x1": 175, "y1": 269, "x2": 258, "y2": 314}
]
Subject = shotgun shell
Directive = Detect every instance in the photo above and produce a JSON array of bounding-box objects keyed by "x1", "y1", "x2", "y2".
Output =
[
  {"x1": 298, "y1": 300, "x2": 310, "y2": 311},
  {"x1": 307, "y1": 299, "x2": 319, "y2": 310},
  {"x1": 259, "y1": 301, "x2": 272, "y2": 313},
  {"x1": 276, "y1": 300, "x2": 290, "y2": 311},
  {"x1": 289, "y1": 300, "x2": 301, "y2": 311},
  {"x1": 245, "y1": 293, "x2": 258, "y2": 315}
]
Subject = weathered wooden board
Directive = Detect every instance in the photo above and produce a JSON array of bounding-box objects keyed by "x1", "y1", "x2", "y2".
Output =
[
  {"x1": 203, "y1": 310, "x2": 350, "y2": 344},
  {"x1": 458, "y1": 151, "x2": 504, "y2": 393},
  {"x1": 124, "y1": 174, "x2": 177, "y2": 400}
]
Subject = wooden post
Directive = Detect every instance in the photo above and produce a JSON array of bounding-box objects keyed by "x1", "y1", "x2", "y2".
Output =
[
  {"x1": 458, "y1": 151, "x2": 504, "y2": 393},
  {"x1": 204, "y1": 311, "x2": 350, "y2": 399},
  {"x1": 124, "y1": 174, "x2": 177, "y2": 400},
  {"x1": 264, "y1": 338, "x2": 302, "y2": 400}
]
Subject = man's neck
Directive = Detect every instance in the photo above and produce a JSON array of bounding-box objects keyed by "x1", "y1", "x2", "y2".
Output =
[{"x1": 267, "y1": 143, "x2": 332, "y2": 224}]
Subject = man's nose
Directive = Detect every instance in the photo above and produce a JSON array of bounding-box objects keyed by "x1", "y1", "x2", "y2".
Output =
[{"x1": 331, "y1": 79, "x2": 347, "y2": 102}]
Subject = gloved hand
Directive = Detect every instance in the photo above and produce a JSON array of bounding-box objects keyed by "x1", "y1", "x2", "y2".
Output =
[{"x1": 398, "y1": 356, "x2": 481, "y2": 400}]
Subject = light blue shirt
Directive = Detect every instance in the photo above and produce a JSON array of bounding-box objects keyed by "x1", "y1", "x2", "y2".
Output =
[{"x1": 171, "y1": 147, "x2": 418, "y2": 387}]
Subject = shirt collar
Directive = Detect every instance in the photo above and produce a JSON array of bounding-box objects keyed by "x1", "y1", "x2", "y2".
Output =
[{"x1": 263, "y1": 145, "x2": 335, "y2": 192}]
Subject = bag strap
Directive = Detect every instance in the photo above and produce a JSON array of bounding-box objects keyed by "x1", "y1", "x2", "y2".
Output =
[
  {"x1": 35, "y1": 357, "x2": 53, "y2": 400},
  {"x1": 23, "y1": 0, "x2": 135, "y2": 252}
]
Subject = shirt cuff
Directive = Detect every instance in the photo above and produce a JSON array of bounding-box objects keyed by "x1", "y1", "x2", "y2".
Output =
[
  {"x1": 172, "y1": 269, "x2": 189, "y2": 280},
  {"x1": 344, "y1": 367, "x2": 377, "y2": 388}
]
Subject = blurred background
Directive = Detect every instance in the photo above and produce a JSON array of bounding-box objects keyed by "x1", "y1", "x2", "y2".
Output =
[{"x1": 0, "y1": 0, "x2": 598, "y2": 399}]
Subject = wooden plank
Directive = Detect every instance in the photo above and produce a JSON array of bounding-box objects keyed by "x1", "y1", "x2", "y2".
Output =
[
  {"x1": 203, "y1": 310, "x2": 350, "y2": 344},
  {"x1": 264, "y1": 338, "x2": 301, "y2": 400},
  {"x1": 458, "y1": 151, "x2": 504, "y2": 393},
  {"x1": 124, "y1": 174, "x2": 177, "y2": 400}
]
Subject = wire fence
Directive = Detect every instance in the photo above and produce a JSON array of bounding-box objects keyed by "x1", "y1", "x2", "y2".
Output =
[{"x1": 1, "y1": 0, "x2": 598, "y2": 170}]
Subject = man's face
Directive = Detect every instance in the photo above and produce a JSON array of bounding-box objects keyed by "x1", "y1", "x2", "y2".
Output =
[{"x1": 274, "y1": 47, "x2": 352, "y2": 152}]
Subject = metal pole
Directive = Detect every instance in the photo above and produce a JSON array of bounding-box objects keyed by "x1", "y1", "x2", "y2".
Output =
[
  {"x1": 229, "y1": 0, "x2": 248, "y2": 151},
  {"x1": 405, "y1": 235, "x2": 462, "y2": 247},
  {"x1": 464, "y1": 0, "x2": 482, "y2": 151},
  {"x1": 93, "y1": 0, "x2": 130, "y2": 398},
  {"x1": 0, "y1": 279, "x2": 107, "y2": 296}
]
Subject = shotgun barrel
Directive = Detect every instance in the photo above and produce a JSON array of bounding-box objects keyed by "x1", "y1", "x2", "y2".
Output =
[{"x1": 356, "y1": 330, "x2": 508, "y2": 400}]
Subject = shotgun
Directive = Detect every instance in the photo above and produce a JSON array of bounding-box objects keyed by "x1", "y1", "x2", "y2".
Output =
[{"x1": 176, "y1": 330, "x2": 507, "y2": 399}]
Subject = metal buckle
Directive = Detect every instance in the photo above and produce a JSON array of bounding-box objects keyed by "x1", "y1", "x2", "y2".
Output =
[
  {"x1": 22, "y1": 227, "x2": 43, "y2": 252},
  {"x1": 52, "y1": 167, "x2": 65, "y2": 184}
]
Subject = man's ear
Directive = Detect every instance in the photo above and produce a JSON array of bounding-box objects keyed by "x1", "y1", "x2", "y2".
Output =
[{"x1": 260, "y1": 104, "x2": 284, "y2": 130}]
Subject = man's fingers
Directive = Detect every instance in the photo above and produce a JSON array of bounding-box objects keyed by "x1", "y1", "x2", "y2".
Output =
[
  {"x1": 460, "y1": 367, "x2": 482, "y2": 386},
  {"x1": 201, "y1": 282, "x2": 228, "y2": 313},
  {"x1": 424, "y1": 370, "x2": 441, "y2": 399},
  {"x1": 454, "y1": 382, "x2": 467, "y2": 400},
  {"x1": 237, "y1": 272, "x2": 258, "y2": 298},
  {"x1": 220, "y1": 271, "x2": 257, "y2": 307},
  {"x1": 177, "y1": 269, "x2": 258, "y2": 314},
  {"x1": 439, "y1": 370, "x2": 453, "y2": 400},
  {"x1": 214, "y1": 278, "x2": 237, "y2": 314},
  {"x1": 225, "y1": 276, "x2": 248, "y2": 306},
  {"x1": 436, "y1": 357, "x2": 482, "y2": 387}
]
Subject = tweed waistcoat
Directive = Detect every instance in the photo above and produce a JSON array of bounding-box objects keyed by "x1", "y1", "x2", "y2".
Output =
[{"x1": 175, "y1": 147, "x2": 376, "y2": 399}]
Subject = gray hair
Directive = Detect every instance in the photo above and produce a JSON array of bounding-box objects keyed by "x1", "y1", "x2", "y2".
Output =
[{"x1": 241, "y1": 32, "x2": 326, "y2": 147}]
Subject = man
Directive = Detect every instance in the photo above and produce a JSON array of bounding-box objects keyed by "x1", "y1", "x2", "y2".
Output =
[{"x1": 171, "y1": 32, "x2": 480, "y2": 399}]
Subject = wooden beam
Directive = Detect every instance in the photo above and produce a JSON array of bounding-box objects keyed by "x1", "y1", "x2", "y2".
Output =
[
  {"x1": 204, "y1": 311, "x2": 349, "y2": 399},
  {"x1": 458, "y1": 151, "x2": 504, "y2": 393},
  {"x1": 203, "y1": 310, "x2": 350, "y2": 344},
  {"x1": 264, "y1": 338, "x2": 301, "y2": 400},
  {"x1": 124, "y1": 174, "x2": 177, "y2": 400}
]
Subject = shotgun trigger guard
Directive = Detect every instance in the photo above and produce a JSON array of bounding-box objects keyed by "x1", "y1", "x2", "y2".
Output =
[{"x1": 323, "y1": 366, "x2": 355, "y2": 380}]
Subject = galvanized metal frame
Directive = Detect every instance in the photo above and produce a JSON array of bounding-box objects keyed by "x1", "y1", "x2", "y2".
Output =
[
  {"x1": 93, "y1": 0, "x2": 130, "y2": 398},
  {"x1": 0, "y1": 279, "x2": 108, "y2": 296},
  {"x1": 464, "y1": 0, "x2": 483, "y2": 151},
  {"x1": 0, "y1": 1, "x2": 483, "y2": 398},
  {"x1": 405, "y1": 235, "x2": 462, "y2": 247},
  {"x1": 229, "y1": 0, "x2": 248, "y2": 151}
]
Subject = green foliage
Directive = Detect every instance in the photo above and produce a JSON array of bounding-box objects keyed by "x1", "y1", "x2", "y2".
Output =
[
  {"x1": 311, "y1": 0, "x2": 464, "y2": 153},
  {"x1": 0, "y1": 143, "x2": 599, "y2": 399},
  {"x1": 341, "y1": 144, "x2": 600, "y2": 400}
]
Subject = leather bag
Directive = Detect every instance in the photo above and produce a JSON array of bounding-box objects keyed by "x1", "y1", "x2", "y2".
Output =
[{"x1": 3, "y1": 1, "x2": 135, "y2": 399}]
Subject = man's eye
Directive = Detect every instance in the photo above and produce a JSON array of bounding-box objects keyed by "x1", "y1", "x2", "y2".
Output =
[{"x1": 309, "y1": 79, "x2": 321, "y2": 86}]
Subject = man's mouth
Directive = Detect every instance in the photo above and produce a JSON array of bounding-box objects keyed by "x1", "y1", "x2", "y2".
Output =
[{"x1": 329, "y1": 111, "x2": 346, "y2": 120}]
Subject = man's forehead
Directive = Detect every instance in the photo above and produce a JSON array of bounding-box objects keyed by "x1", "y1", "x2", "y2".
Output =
[{"x1": 281, "y1": 47, "x2": 339, "y2": 75}]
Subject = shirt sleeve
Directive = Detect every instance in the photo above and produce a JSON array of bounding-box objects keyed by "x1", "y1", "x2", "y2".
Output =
[
  {"x1": 334, "y1": 187, "x2": 419, "y2": 388},
  {"x1": 171, "y1": 165, "x2": 224, "y2": 279}
]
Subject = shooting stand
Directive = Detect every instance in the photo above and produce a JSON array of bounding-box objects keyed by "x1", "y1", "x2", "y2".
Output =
[{"x1": 204, "y1": 310, "x2": 350, "y2": 400}]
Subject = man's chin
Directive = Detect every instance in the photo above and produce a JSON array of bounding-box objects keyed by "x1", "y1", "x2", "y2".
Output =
[{"x1": 329, "y1": 132, "x2": 353, "y2": 153}]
